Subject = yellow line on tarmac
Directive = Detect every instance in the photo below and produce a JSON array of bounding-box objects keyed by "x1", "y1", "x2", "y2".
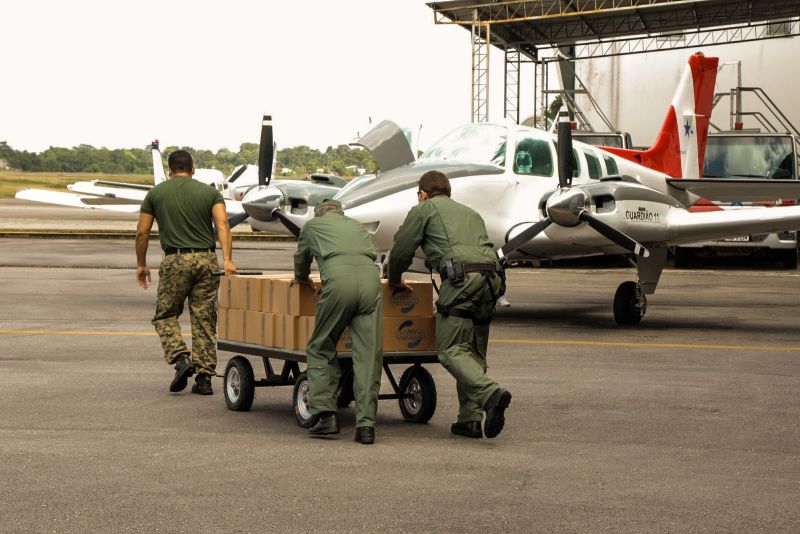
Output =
[
  {"x1": 0, "y1": 329, "x2": 159, "y2": 337},
  {"x1": 491, "y1": 339, "x2": 800, "y2": 352}
]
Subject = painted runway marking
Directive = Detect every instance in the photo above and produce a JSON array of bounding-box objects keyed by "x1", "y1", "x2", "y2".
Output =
[
  {"x1": 491, "y1": 339, "x2": 800, "y2": 352},
  {"x1": 0, "y1": 330, "x2": 796, "y2": 352}
]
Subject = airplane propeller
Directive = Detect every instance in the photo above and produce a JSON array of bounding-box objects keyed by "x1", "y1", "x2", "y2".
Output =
[
  {"x1": 498, "y1": 109, "x2": 650, "y2": 261},
  {"x1": 258, "y1": 114, "x2": 274, "y2": 187},
  {"x1": 271, "y1": 208, "x2": 301, "y2": 237}
]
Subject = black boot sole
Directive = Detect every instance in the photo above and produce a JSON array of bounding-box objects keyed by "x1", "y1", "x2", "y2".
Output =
[
  {"x1": 451, "y1": 426, "x2": 482, "y2": 439},
  {"x1": 169, "y1": 363, "x2": 195, "y2": 393},
  {"x1": 484, "y1": 389, "x2": 512, "y2": 439}
]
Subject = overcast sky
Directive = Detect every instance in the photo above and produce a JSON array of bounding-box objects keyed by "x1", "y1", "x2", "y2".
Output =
[{"x1": 0, "y1": 1, "x2": 492, "y2": 153}]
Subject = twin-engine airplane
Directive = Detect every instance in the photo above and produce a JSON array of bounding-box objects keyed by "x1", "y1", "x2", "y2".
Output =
[{"x1": 243, "y1": 52, "x2": 800, "y2": 325}]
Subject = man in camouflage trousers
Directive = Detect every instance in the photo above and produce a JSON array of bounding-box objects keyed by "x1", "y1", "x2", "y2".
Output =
[{"x1": 136, "y1": 150, "x2": 236, "y2": 395}]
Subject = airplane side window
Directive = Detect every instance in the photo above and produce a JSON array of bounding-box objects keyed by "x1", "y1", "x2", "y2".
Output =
[
  {"x1": 603, "y1": 154, "x2": 619, "y2": 175},
  {"x1": 585, "y1": 151, "x2": 601, "y2": 180},
  {"x1": 552, "y1": 142, "x2": 581, "y2": 177},
  {"x1": 514, "y1": 138, "x2": 553, "y2": 177}
]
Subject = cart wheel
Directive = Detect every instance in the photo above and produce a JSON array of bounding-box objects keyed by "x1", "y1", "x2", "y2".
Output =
[
  {"x1": 398, "y1": 365, "x2": 437, "y2": 424},
  {"x1": 292, "y1": 372, "x2": 317, "y2": 428},
  {"x1": 224, "y1": 356, "x2": 255, "y2": 412}
]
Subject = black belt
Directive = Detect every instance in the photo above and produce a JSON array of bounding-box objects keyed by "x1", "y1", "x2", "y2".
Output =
[
  {"x1": 164, "y1": 248, "x2": 215, "y2": 255},
  {"x1": 461, "y1": 262, "x2": 500, "y2": 273}
]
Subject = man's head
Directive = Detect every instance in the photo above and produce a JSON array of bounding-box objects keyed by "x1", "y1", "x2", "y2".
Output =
[
  {"x1": 167, "y1": 150, "x2": 194, "y2": 176},
  {"x1": 314, "y1": 199, "x2": 344, "y2": 217},
  {"x1": 417, "y1": 170, "x2": 451, "y2": 202}
]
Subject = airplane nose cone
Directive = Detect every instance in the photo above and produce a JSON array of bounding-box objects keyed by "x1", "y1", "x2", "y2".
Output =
[
  {"x1": 242, "y1": 185, "x2": 284, "y2": 222},
  {"x1": 546, "y1": 188, "x2": 590, "y2": 227}
]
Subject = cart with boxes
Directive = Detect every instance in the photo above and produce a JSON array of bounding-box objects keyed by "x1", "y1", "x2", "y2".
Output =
[{"x1": 217, "y1": 273, "x2": 441, "y2": 426}]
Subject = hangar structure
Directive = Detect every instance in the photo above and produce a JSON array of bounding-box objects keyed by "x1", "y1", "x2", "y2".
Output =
[{"x1": 427, "y1": 0, "x2": 800, "y2": 129}]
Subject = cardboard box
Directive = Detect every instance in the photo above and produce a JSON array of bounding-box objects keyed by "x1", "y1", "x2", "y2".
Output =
[
  {"x1": 244, "y1": 311, "x2": 264, "y2": 345},
  {"x1": 229, "y1": 276, "x2": 249, "y2": 310},
  {"x1": 271, "y1": 278, "x2": 318, "y2": 316},
  {"x1": 296, "y1": 315, "x2": 315, "y2": 351},
  {"x1": 226, "y1": 309, "x2": 247, "y2": 342},
  {"x1": 381, "y1": 280, "x2": 433, "y2": 317},
  {"x1": 383, "y1": 316, "x2": 437, "y2": 351},
  {"x1": 274, "y1": 314, "x2": 300, "y2": 350},
  {"x1": 219, "y1": 276, "x2": 231, "y2": 308},
  {"x1": 217, "y1": 307, "x2": 229, "y2": 339}
]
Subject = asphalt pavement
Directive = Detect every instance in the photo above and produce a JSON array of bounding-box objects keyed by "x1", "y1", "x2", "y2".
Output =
[{"x1": 0, "y1": 202, "x2": 799, "y2": 532}]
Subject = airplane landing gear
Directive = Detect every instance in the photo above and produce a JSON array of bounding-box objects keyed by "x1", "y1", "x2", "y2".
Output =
[{"x1": 613, "y1": 281, "x2": 647, "y2": 325}]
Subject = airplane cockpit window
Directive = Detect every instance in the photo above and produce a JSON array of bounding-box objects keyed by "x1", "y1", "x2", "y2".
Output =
[
  {"x1": 513, "y1": 137, "x2": 553, "y2": 176},
  {"x1": 703, "y1": 135, "x2": 795, "y2": 180},
  {"x1": 603, "y1": 154, "x2": 619, "y2": 175},
  {"x1": 420, "y1": 124, "x2": 507, "y2": 167},
  {"x1": 584, "y1": 151, "x2": 602, "y2": 180}
]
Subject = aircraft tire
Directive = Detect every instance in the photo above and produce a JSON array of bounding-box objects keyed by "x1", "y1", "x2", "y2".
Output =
[
  {"x1": 398, "y1": 365, "x2": 437, "y2": 424},
  {"x1": 673, "y1": 247, "x2": 690, "y2": 269},
  {"x1": 613, "y1": 281, "x2": 644, "y2": 326},
  {"x1": 780, "y1": 249, "x2": 798, "y2": 270},
  {"x1": 224, "y1": 356, "x2": 255, "y2": 412}
]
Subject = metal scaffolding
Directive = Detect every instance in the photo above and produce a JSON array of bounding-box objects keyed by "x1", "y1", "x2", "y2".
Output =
[{"x1": 428, "y1": 0, "x2": 800, "y2": 125}]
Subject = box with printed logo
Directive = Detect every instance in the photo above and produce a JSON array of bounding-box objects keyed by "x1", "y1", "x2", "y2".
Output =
[
  {"x1": 382, "y1": 316, "x2": 437, "y2": 351},
  {"x1": 381, "y1": 280, "x2": 433, "y2": 317}
]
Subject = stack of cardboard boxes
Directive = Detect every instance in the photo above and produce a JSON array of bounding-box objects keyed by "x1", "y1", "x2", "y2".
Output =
[{"x1": 218, "y1": 273, "x2": 436, "y2": 352}]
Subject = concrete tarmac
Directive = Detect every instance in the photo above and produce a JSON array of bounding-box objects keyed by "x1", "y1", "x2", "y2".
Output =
[{"x1": 1, "y1": 236, "x2": 799, "y2": 533}]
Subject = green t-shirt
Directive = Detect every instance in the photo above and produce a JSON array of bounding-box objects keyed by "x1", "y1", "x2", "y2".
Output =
[{"x1": 140, "y1": 177, "x2": 225, "y2": 250}]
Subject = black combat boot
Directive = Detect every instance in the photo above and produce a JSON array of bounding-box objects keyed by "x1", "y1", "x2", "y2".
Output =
[
  {"x1": 450, "y1": 421, "x2": 483, "y2": 439},
  {"x1": 191, "y1": 373, "x2": 213, "y2": 395},
  {"x1": 354, "y1": 427, "x2": 375, "y2": 445},
  {"x1": 483, "y1": 388, "x2": 512, "y2": 439},
  {"x1": 169, "y1": 353, "x2": 195, "y2": 393},
  {"x1": 308, "y1": 412, "x2": 339, "y2": 436}
]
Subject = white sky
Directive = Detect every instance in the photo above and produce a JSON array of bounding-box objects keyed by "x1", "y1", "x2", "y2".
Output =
[{"x1": 0, "y1": 1, "x2": 491, "y2": 153}]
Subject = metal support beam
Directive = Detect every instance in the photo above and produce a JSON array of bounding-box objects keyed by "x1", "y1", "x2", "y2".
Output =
[
  {"x1": 503, "y1": 47, "x2": 521, "y2": 123},
  {"x1": 472, "y1": 21, "x2": 491, "y2": 122}
]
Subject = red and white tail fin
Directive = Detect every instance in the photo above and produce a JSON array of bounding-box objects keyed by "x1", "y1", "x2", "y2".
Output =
[{"x1": 603, "y1": 53, "x2": 718, "y2": 178}]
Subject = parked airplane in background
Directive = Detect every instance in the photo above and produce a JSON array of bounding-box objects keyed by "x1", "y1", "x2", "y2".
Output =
[
  {"x1": 14, "y1": 127, "x2": 350, "y2": 230},
  {"x1": 244, "y1": 53, "x2": 800, "y2": 325}
]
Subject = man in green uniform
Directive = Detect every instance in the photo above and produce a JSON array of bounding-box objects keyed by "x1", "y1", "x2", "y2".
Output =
[
  {"x1": 388, "y1": 171, "x2": 512, "y2": 439},
  {"x1": 293, "y1": 199, "x2": 383, "y2": 445},
  {"x1": 135, "y1": 150, "x2": 236, "y2": 395}
]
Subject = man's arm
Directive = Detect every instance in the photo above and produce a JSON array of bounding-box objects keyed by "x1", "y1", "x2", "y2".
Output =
[
  {"x1": 135, "y1": 212, "x2": 154, "y2": 289},
  {"x1": 293, "y1": 225, "x2": 313, "y2": 281},
  {"x1": 211, "y1": 203, "x2": 236, "y2": 275},
  {"x1": 387, "y1": 206, "x2": 425, "y2": 285}
]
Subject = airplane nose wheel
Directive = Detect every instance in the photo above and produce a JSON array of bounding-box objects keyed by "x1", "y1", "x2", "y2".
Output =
[{"x1": 613, "y1": 281, "x2": 647, "y2": 325}]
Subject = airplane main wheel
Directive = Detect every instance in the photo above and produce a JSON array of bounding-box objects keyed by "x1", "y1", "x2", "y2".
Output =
[
  {"x1": 780, "y1": 249, "x2": 798, "y2": 270},
  {"x1": 614, "y1": 281, "x2": 645, "y2": 326},
  {"x1": 673, "y1": 247, "x2": 690, "y2": 268}
]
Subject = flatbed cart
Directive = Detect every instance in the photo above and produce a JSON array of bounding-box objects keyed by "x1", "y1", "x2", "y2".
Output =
[{"x1": 217, "y1": 340, "x2": 439, "y2": 426}]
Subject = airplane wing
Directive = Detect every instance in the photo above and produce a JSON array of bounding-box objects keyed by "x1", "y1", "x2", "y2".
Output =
[
  {"x1": 667, "y1": 179, "x2": 800, "y2": 202},
  {"x1": 15, "y1": 189, "x2": 141, "y2": 213},
  {"x1": 68, "y1": 181, "x2": 148, "y2": 202},
  {"x1": 665, "y1": 205, "x2": 800, "y2": 245}
]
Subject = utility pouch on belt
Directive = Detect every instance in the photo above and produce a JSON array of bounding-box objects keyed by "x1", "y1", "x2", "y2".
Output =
[{"x1": 445, "y1": 258, "x2": 466, "y2": 287}]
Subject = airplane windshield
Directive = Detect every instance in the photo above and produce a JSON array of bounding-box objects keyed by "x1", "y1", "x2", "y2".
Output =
[
  {"x1": 420, "y1": 124, "x2": 507, "y2": 167},
  {"x1": 704, "y1": 136, "x2": 796, "y2": 179}
]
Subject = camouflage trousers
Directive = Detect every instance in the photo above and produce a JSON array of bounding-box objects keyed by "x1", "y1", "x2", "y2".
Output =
[{"x1": 152, "y1": 251, "x2": 220, "y2": 376}]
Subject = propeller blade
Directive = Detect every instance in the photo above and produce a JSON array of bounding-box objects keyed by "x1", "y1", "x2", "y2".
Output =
[
  {"x1": 556, "y1": 109, "x2": 574, "y2": 189},
  {"x1": 227, "y1": 164, "x2": 248, "y2": 183},
  {"x1": 272, "y1": 208, "x2": 301, "y2": 238},
  {"x1": 258, "y1": 114, "x2": 273, "y2": 187},
  {"x1": 227, "y1": 211, "x2": 250, "y2": 229},
  {"x1": 497, "y1": 218, "x2": 553, "y2": 260},
  {"x1": 578, "y1": 211, "x2": 649, "y2": 257}
]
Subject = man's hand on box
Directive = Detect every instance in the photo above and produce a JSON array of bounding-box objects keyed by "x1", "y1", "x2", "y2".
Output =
[
  {"x1": 291, "y1": 277, "x2": 317, "y2": 293},
  {"x1": 389, "y1": 280, "x2": 413, "y2": 295}
]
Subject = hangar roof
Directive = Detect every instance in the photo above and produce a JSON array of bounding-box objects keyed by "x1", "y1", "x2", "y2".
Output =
[{"x1": 428, "y1": 0, "x2": 800, "y2": 59}]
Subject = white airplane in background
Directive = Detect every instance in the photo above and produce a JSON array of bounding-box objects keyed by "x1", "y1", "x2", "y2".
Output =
[
  {"x1": 15, "y1": 126, "x2": 349, "y2": 230},
  {"x1": 243, "y1": 53, "x2": 800, "y2": 325}
]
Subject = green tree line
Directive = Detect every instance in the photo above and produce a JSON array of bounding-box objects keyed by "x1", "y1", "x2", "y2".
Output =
[{"x1": 0, "y1": 140, "x2": 377, "y2": 178}]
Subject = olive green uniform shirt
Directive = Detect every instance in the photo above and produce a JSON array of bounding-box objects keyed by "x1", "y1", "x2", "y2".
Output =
[{"x1": 140, "y1": 177, "x2": 224, "y2": 250}]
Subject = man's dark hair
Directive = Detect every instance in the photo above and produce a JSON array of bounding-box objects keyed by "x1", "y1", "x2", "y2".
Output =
[
  {"x1": 418, "y1": 170, "x2": 451, "y2": 198},
  {"x1": 168, "y1": 150, "x2": 194, "y2": 174}
]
